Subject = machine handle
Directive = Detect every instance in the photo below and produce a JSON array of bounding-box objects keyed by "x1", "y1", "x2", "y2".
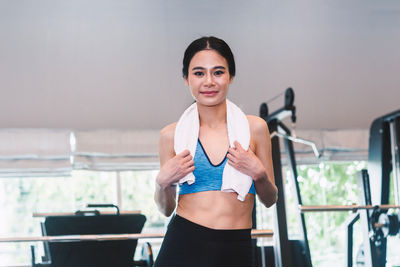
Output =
[{"x1": 86, "y1": 204, "x2": 120, "y2": 215}]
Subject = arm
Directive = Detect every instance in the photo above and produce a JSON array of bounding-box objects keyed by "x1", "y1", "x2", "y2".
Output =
[
  {"x1": 154, "y1": 124, "x2": 195, "y2": 217},
  {"x1": 251, "y1": 117, "x2": 278, "y2": 207},
  {"x1": 227, "y1": 116, "x2": 278, "y2": 208}
]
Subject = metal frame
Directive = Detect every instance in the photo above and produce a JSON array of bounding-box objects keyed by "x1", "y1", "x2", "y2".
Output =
[
  {"x1": 0, "y1": 229, "x2": 274, "y2": 243},
  {"x1": 293, "y1": 110, "x2": 400, "y2": 267},
  {"x1": 300, "y1": 205, "x2": 400, "y2": 212},
  {"x1": 259, "y1": 88, "x2": 312, "y2": 267},
  {"x1": 269, "y1": 118, "x2": 294, "y2": 267},
  {"x1": 345, "y1": 212, "x2": 360, "y2": 267},
  {"x1": 258, "y1": 89, "x2": 400, "y2": 267},
  {"x1": 365, "y1": 110, "x2": 400, "y2": 266},
  {"x1": 357, "y1": 170, "x2": 386, "y2": 267},
  {"x1": 389, "y1": 118, "x2": 400, "y2": 205},
  {"x1": 257, "y1": 89, "x2": 399, "y2": 267},
  {"x1": 368, "y1": 110, "x2": 400, "y2": 205}
]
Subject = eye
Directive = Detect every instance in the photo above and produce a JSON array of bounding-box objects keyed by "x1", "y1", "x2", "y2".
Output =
[
  {"x1": 214, "y1": 70, "x2": 225, "y2": 76},
  {"x1": 193, "y1": 71, "x2": 204, "y2": 77}
]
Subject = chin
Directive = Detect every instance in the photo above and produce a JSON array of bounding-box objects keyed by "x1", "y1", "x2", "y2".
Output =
[{"x1": 197, "y1": 97, "x2": 226, "y2": 107}]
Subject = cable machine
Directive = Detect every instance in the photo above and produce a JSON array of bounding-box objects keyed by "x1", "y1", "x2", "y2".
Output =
[
  {"x1": 346, "y1": 110, "x2": 400, "y2": 267},
  {"x1": 257, "y1": 89, "x2": 400, "y2": 267},
  {"x1": 258, "y1": 88, "x2": 313, "y2": 267}
]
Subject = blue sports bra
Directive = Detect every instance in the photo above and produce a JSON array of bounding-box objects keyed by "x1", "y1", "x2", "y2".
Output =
[{"x1": 179, "y1": 139, "x2": 256, "y2": 195}]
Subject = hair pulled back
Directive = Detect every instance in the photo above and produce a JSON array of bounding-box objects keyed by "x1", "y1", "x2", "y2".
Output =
[{"x1": 182, "y1": 36, "x2": 236, "y2": 78}]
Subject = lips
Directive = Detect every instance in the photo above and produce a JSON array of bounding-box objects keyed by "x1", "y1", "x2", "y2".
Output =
[{"x1": 201, "y1": 91, "x2": 218, "y2": 96}]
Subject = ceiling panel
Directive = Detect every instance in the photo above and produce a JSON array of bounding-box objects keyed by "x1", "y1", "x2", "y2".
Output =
[{"x1": 0, "y1": 0, "x2": 399, "y2": 130}]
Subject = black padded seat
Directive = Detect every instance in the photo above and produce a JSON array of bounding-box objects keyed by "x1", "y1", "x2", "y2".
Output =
[{"x1": 43, "y1": 214, "x2": 146, "y2": 267}]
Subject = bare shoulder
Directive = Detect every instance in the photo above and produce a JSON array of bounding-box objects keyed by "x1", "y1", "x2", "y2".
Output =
[
  {"x1": 246, "y1": 115, "x2": 270, "y2": 138},
  {"x1": 159, "y1": 122, "x2": 177, "y2": 145},
  {"x1": 159, "y1": 122, "x2": 177, "y2": 165}
]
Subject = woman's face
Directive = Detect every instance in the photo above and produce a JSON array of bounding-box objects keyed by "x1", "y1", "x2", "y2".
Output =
[{"x1": 185, "y1": 49, "x2": 233, "y2": 107}]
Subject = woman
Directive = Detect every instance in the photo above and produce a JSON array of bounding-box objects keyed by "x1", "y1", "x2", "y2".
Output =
[{"x1": 154, "y1": 36, "x2": 278, "y2": 267}]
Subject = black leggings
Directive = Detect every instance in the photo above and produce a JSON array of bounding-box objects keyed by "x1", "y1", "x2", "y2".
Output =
[{"x1": 154, "y1": 214, "x2": 254, "y2": 267}]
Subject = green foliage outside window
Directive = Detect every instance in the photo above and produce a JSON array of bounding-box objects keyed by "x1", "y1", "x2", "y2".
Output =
[
  {"x1": 293, "y1": 162, "x2": 366, "y2": 266},
  {"x1": 120, "y1": 170, "x2": 169, "y2": 229},
  {"x1": 281, "y1": 161, "x2": 399, "y2": 267},
  {"x1": 0, "y1": 163, "x2": 399, "y2": 266}
]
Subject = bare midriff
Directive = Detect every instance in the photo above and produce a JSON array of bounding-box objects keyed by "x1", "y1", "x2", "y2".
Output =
[{"x1": 176, "y1": 190, "x2": 255, "y2": 230}]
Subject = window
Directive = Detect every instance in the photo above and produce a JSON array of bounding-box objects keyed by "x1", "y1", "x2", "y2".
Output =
[
  {"x1": 271, "y1": 161, "x2": 399, "y2": 267},
  {"x1": 120, "y1": 170, "x2": 170, "y2": 258},
  {"x1": 1, "y1": 162, "x2": 399, "y2": 267},
  {"x1": 0, "y1": 170, "x2": 169, "y2": 266},
  {"x1": 255, "y1": 161, "x2": 368, "y2": 264}
]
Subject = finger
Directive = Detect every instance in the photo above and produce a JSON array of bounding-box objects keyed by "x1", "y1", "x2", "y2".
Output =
[
  {"x1": 234, "y1": 141, "x2": 245, "y2": 152},
  {"x1": 183, "y1": 164, "x2": 195, "y2": 174},
  {"x1": 228, "y1": 147, "x2": 239, "y2": 157},
  {"x1": 183, "y1": 160, "x2": 195, "y2": 168},
  {"x1": 180, "y1": 169, "x2": 193, "y2": 178},
  {"x1": 187, "y1": 166, "x2": 195, "y2": 173},
  {"x1": 178, "y1": 149, "x2": 191, "y2": 157},
  {"x1": 226, "y1": 153, "x2": 237, "y2": 164},
  {"x1": 182, "y1": 153, "x2": 193, "y2": 162}
]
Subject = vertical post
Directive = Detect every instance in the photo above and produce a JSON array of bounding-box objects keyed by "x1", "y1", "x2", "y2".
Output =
[
  {"x1": 347, "y1": 219, "x2": 353, "y2": 267},
  {"x1": 40, "y1": 222, "x2": 52, "y2": 262},
  {"x1": 389, "y1": 119, "x2": 400, "y2": 205},
  {"x1": 269, "y1": 119, "x2": 293, "y2": 267},
  {"x1": 345, "y1": 212, "x2": 360, "y2": 267},
  {"x1": 357, "y1": 170, "x2": 387, "y2": 267},
  {"x1": 283, "y1": 134, "x2": 312, "y2": 267},
  {"x1": 368, "y1": 118, "x2": 391, "y2": 205},
  {"x1": 115, "y1": 171, "x2": 122, "y2": 209},
  {"x1": 357, "y1": 170, "x2": 374, "y2": 267},
  {"x1": 31, "y1": 245, "x2": 36, "y2": 267}
]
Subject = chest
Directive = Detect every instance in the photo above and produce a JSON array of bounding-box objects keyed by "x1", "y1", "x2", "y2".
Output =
[
  {"x1": 198, "y1": 126, "x2": 256, "y2": 165},
  {"x1": 198, "y1": 127, "x2": 229, "y2": 165}
]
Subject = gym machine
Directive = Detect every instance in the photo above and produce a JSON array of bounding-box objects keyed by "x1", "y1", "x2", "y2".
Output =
[
  {"x1": 258, "y1": 89, "x2": 400, "y2": 267},
  {"x1": 345, "y1": 110, "x2": 400, "y2": 267},
  {"x1": 30, "y1": 204, "x2": 154, "y2": 267},
  {"x1": 258, "y1": 88, "x2": 313, "y2": 267}
]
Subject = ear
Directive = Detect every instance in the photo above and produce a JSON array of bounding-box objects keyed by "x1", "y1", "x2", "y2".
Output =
[
  {"x1": 229, "y1": 76, "x2": 234, "y2": 84},
  {"x1": 184, "y1": 76, "x2": 189, "y2": 86}
]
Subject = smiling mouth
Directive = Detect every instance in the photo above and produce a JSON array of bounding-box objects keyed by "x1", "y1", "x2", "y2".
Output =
[{"x1": 201, "y1": 91, "x2": 218, "y2": 95}]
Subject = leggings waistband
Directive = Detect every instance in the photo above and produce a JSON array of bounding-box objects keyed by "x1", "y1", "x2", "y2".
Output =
[{"x1": 169, "y1": 214, "x2": 251, "y2": 242}]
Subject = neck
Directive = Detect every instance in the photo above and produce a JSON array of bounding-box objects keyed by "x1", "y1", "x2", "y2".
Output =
[{"x1": 197, "y1": 100, "x2": 227, "y2": 128}]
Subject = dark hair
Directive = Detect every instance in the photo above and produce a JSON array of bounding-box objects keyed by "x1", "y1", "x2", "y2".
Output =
[{"x1": 182, "y1": 36, "x2": 236, "y2": 78}]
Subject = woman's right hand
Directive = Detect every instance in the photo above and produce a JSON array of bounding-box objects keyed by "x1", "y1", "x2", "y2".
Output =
[{"x1": 156, "y1": 149, "x2": 195, "y2": 189}]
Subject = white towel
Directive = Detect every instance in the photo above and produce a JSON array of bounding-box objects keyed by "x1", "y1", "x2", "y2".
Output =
[{"x1": 174, "y1": 99, "x2": 253, "y2": 201}]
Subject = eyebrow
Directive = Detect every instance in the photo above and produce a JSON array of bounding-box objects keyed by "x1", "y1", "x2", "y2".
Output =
[{"x1": 191, "y1": 66, "x2": 226, "y2": 71}]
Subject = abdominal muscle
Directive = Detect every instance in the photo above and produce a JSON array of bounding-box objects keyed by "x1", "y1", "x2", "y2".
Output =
[{"x1": 176, "y1": 190, "x2": 255, "y2": 230}]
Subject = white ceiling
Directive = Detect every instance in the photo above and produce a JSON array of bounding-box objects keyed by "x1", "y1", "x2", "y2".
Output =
[{"x1": 0, "y1": 0, "x2": 399, "y2": 130}]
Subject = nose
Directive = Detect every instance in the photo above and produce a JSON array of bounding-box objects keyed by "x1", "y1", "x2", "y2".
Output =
[{"x1": 204, "y1": 73, "x2": 215, "y2": 87}]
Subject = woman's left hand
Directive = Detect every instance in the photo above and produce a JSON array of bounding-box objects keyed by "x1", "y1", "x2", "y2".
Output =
[{"x1": 227, "y1": 140, "x2": 266, "y2": 181}]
